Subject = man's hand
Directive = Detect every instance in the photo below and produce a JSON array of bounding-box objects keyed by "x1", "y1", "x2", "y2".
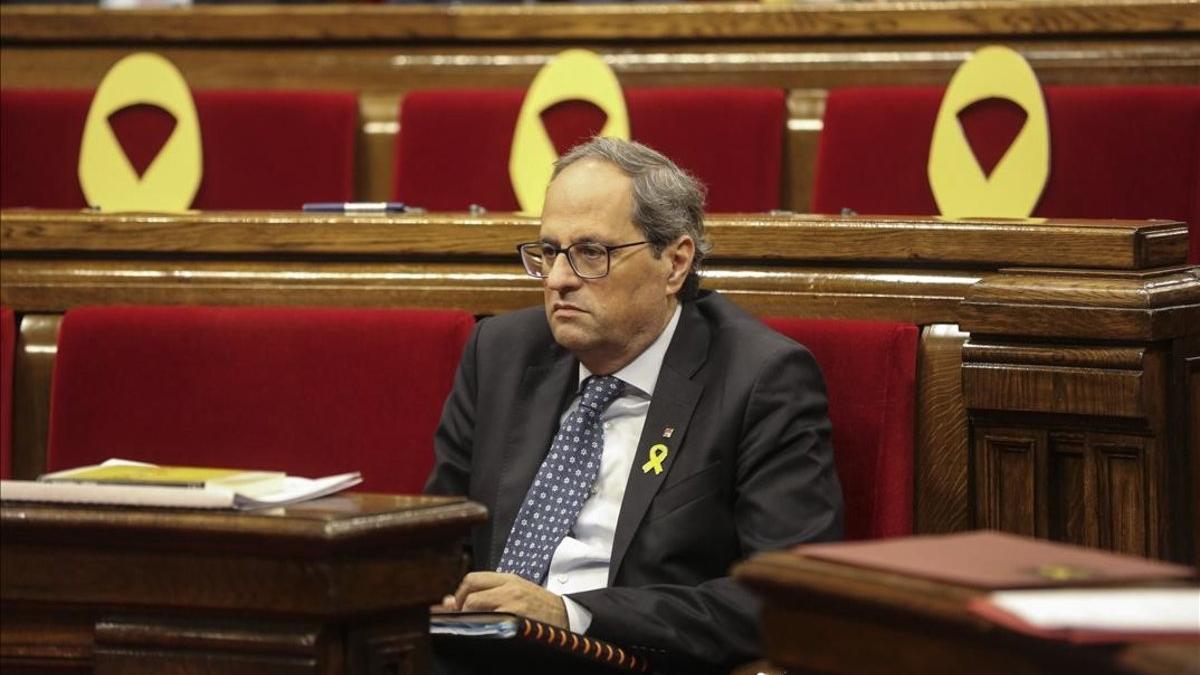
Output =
[{"x1": 446, "y1": 571, "x2": 569, "y2": 629}]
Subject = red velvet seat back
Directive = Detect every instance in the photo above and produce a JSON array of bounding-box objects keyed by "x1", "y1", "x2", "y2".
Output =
[
  {"x1": 763, "y1": 317, "x2": 918, "y2": 540},
  {"x1": 0, "y1": 89, "x2": 358, "y2": 210},
  {"x1": 394, "y1": 88, "x2": 785, "y2": 213},
  {"x1": 47, "y1": 306, "x2": 475, "y2": 493},
  {"x1": 0, "y1": 307, "x2": 14, "y2": 479},
  {"x1": 812, "y1": 86, "x2": 1200, "y2": 263}
]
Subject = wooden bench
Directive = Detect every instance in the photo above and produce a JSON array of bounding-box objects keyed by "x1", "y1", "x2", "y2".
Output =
[
  {"x1": 2, "y1": 1, "x2": 1196, "y2": 209},
  {"x1": 2, "y1": 209, "x2": 1196, "y2": 564}
]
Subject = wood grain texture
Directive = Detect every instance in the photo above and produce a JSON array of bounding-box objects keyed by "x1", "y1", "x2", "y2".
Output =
[
  {"x1": 1, "y1": 211, "x2": 1187, "y2": 269},
  {"x1": 783, "y1": 89, "x2": 826, "y2": 214},
  {"x1": 963, "y1": 342, "x2": 1151, "y2": 417},
  {"x1": 94, "y1": 616, "x2": 337, "y2": 675},
  {"x1": 734, "y1": 550, "x2": 1192, "y2": 675},
  {"x1": 961, "y1": 267, "x2": 1200, "y2": 341},
  {"x1": 4, "y1": 40, "x2": 1195, "y2": 94},
  {"x1": 1, "y1": 496, "x2": 484, "y2": 673},
  {"x1": 974, "y1": 429, "x2": 1044, "y2": 537},
  {"x1": 1188, "y1": 350, "x2": 1200, "y2": 570},
  {"x1": 11, "y1": 314, "x2": 59, "y2": 480},
  {"x1": 914, "y1": 325, "x2": 971, "y2": 535},
  {"x1": 2, "y1": 2, "x2": 1196, "y2": 42}
]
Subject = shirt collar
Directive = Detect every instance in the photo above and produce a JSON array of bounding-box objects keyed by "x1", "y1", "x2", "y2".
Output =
[{"x1": 578, "y1": 304, "x2": 682, "y2": 398}]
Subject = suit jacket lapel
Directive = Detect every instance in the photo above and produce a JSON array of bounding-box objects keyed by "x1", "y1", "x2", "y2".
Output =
[
  {"x1": 489, "y1": 348, "x2": 577, "y2": 569},
  {"x1": 608, "y1": 302, "x2": 710, "y2": 583}
]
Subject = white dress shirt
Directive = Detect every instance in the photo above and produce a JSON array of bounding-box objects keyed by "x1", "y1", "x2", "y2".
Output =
[{"x1": 544, "y1": 305, "x2": 682, "y2": 633}]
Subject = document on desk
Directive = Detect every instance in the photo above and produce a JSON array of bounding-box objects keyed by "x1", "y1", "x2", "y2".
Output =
[
  {"x1": 969, "y1": 587, "x2": 1200, "y2": 643},
  {"x1": 793, "y1": 530, "x2": 1195, "y2": 588},
  {"x1": 1, "y1": 459, "x2": 362, "y2": 509}
]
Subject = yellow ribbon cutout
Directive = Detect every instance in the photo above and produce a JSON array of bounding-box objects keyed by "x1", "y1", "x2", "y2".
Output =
[
  {"x1": 641, "y1": 443, "x2": 669, "y2": 475},
  {"x1": 509, "y1": 49, "x2": 630, "y2": 216},
  {"x1": 79, "y1": 52, "x2": 203, "y2": 212},
  {"x1": 927, "y1": 46, "x2": 1049, "y2": 218}
]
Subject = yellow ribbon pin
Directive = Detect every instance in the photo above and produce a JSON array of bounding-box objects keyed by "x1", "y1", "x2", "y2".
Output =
[{"x1": 642, "y1": 443, "x2": 668, "y2": 475}]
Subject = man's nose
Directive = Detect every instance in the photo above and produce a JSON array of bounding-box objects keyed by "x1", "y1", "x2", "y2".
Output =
[{"x1": 545, "y1": 254, "x2": 582, "y2": 291}]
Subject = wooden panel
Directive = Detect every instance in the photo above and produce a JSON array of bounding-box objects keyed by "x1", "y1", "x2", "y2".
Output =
[
  {"x1": 975, "y1": 430, "x2": 1043, "y2": 537},
  {"x1": 0, "y1": 602, "x2": 95, "y2": 670},
  {"x1": 1047, "y1": 433, "x2": 1091, "y2": 548},
  {"x1": 3, "y1": 3, "x2": 1196, "y2": 43},
  {"x1": 1, "y1": 211, "x2": 1187, "y2": 269},
  {"x1": 346, "y1": 619, "x2": 426, "y2": 675},
  {"x1": 783, "y1": 89, "x2": 825, "y2": 214},
  {"x1": 961, "y1": 267, "x2": 1200, "y2": 341},
  {"x1": 962, "y1": 348, "x2": 1148, "y2": 418},
  {"x1": 94, "y1": 617, "x2": 335, "y2": 675},
  {"x1": 11, "y1": 314, "x2": 59, "y2": 480},
  {"x1": 1189, "y1": 351, "x2": 1200, "y2": 570},
  {"x1": 736, "y1": 550, "x2": 1198, "y2": 675},
  {"x1": 914, "y1": 324, "x2": 970, "y2": 535},
  {"x1": 359, "y1": 93, "x2": 400, "y2": 203},
  {"x1": 1, "y1": 495, "x2": 484, "y2": 673},
  {"x1": 1094, "y1": 438, "x2": 1150, "y2": 556}
]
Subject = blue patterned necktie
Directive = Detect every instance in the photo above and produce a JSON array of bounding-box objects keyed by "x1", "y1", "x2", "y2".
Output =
[{"x1": 497, "y1": 374, "x2": 624, "y2": 583}]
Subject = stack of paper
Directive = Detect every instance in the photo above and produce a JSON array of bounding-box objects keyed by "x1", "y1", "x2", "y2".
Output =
[
  {"x1": 0, "y1": 459, "x2": 362, "y2": 509},
  {"x1": 971, "y1": 588, "x2": 1200, "y2": 643}
]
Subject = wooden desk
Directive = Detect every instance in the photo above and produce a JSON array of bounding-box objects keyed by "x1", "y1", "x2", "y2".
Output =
[
  {"x1": 0, "y1": 493, "x2": 488, "y2": 674},
  {"x1": 733, "y1": 550, "x2": 1200, "y2": 675}
]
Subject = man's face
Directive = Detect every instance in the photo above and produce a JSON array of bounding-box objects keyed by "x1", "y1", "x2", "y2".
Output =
[{"x1": 538, "y1": 159, "x2": 692, "y2": 374}]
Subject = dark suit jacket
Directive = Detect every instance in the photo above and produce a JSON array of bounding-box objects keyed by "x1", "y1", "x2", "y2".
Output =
[{"x1": 426, "y1": 290, "x2": 843, "y2": 671}]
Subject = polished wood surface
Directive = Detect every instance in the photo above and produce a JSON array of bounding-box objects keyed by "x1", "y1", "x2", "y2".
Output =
[
  {"x1": 734, "y1": 549, "x2": 1200, "y2": 675},
  {"x1": 3, "y1": 2, "x2": 1195, "y2": 42},
  {"x1": 1, "y1": 209, "x2": 1196, "y2": 563},
  {"x1": 915, "y1": 325, "x2": 971, "y2": 535},
  {"x1": 1, "y1": 493, "x2": 488, "y2": 673},
  {"x1": 1, "y1": 210, "x2": 1187, "y2": 268}
]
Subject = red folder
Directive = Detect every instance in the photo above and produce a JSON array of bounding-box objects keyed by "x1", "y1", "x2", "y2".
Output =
[{"x1": 792, "y1": 530, "x2": 1194, "y2": 589}]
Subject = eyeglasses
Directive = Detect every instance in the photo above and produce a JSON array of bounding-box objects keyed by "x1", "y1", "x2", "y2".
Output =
[{"x1": 517, "y1": 240, "x2": 650, "y2": 280}]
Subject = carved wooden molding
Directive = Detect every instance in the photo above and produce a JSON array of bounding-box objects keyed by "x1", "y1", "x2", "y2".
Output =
[{"x1": 3, "y1": 2, "x2": 1196, "y2": 43}]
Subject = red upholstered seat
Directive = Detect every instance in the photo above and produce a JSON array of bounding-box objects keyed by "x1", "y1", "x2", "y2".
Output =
[
  {"x1": 763, "y1": 318, "x2": 918, "y2": 540},
  {"x1": 47, "y1": 306, "x2": 475, "y2": 493},
  {"x1": 0, "y1": 89, "x2": 358, "y2": 210},
  {"x1": 0, "y1": 307, "x2": 14, "y2": 479},
  {"x1": 812, "y1": 86, "x2": 1200, "y2": 263},
  {"x1": 394, "y1": 88, "x2": 785, "y2": 213}
]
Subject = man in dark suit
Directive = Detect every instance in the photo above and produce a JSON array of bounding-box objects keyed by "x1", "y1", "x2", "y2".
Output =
[{"x1": 427, "y1": 137, "x2": 842, "y2": 671}]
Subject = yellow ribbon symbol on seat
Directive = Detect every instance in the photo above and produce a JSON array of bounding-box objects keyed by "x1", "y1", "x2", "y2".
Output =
[
  {"x1": 79, "y1": 52, "x2": 202, "y2": 212},
  {"x1": 642, "y1": 443, "x2": 668, "y2": 475},
  {"x1": 928, "y1": 46, "x2": 1049, "y2": 218},
  {"x1": 510, "y1": 49, "x2": 630, "y2": 215}
]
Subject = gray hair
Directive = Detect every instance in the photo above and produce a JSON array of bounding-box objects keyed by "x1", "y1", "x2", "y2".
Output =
[{"x1": 552, "y1": 137, "x2": 711, "y2": 301}]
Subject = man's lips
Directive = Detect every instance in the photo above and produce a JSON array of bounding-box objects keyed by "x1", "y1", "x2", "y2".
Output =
[{"x1": 552, "y1": 302, "x2": 587, "y2": 315}]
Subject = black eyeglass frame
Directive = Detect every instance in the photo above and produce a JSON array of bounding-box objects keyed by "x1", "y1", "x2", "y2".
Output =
[{"x1": 517, "y1": 240, "x2": 650, "y2": 280}]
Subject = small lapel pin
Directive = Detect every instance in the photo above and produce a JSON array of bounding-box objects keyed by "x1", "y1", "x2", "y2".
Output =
[
  {"x1": 662, "y1": 427, "x2": 674, "y2": 438},
  {"x1": 642, "y1": 443, "x2": 668, "y2": 475}
]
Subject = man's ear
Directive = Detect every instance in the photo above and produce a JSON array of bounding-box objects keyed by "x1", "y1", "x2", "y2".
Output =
[{"x1": 665, "y1": 236, "x2": 695, "y2": 294}]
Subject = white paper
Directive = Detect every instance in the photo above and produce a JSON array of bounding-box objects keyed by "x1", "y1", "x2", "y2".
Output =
[
  {"x1": 988, "y1": 588, "x2": 1200, "y2": 632},
  {"x1": 2, "y1": 463, "x2": 362, "y2": 511}
]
